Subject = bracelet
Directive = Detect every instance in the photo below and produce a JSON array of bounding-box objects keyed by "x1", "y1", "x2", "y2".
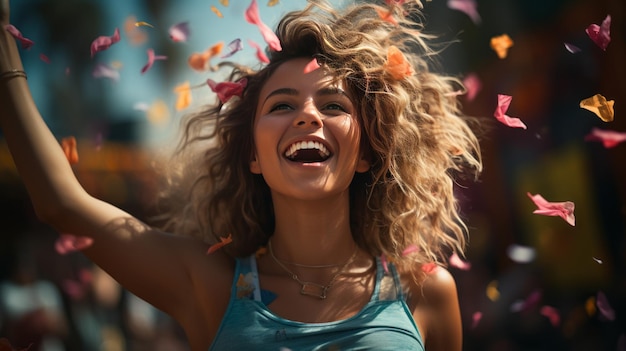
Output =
[{"x1": 0, "y1": 69, "x2": 28, "y2": 81}]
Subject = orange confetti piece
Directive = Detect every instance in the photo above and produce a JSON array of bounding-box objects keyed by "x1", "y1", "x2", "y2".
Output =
[
  {"x1": 267, "y1": 0, "x2": 279, "y2": 6},
  {"x1": 124, "y1": 16, "x2": 148, "y2": 46},
  {"x1": 303, "y1": 58, "x2": 320, "y2": 74},
  {"x1": 486, "y1": 280, "x2": 500, "y2": 301},
  {"x1": 376, "y1": 8, "x2": 397, "y2": 25},
  {"x1": 207, "y1": 234, "x2": 233, "y2": 254},
  {"x1": 383, "y1": 45, "x2": 414, "y2": 80},
  {"x1": 210, "y1": 5, "x2": 223, "y2": 18},
  {"x1": 580, "y1": 93, "x2": 615, "y2": 122},
  {"x1": 219, "y1": 0, "x2": 229, "y2": 5},
  {"x1": 135, "y1": 21, "x2": 154, "y2": 28},
  {"x1": 61, "y1": 136, "x2": 79, "y2": 164},
  {"x1": 146, "y1": 100, "x2": 170, "y2": 125},
  {"x1": 585, "y1": 296, "x2": 596, "y2": 316},
  {"x1": 188, "y1": 42, "x2": 224, "y2": 71},
  {"x1": 490, "y1": 34, "x2": 513, "y2": 59},
  {"x1": 174, "y1": 81, "x2": 192, "y2": 111}
]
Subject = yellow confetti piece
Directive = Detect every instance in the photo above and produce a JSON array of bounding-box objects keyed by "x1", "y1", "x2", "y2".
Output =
[
  {"x1": 174, "y1": 81, "x2": 192, "y2": 111},
  {"x1": 580, "y1": 93, "x2": 615, "y2": 122},
  {"x1": 268, "y1": 0, "x2": 279, "y2": 6},
  {"x1": 490, "y1": 34, "x2": 513, "y2": 59},
  {"x1": 210, "y1": 5, "x2": 223, "y2": 18},
  {"x1": 110, "y1": 61, "x2": 124, "y2": 70},
  {"x1": 585, "y1": 296, "x2": 596, "y2": 316},
  {"x1": 147, "y1": 99, "x2": 170, "y2": 125},
  {"x1": 219, "y1": 0, "x2": 229, "y2": 6},
  {"x1": 135, "y1": 21, "x2": 154, "y2": 28},
  {"x1": 486, "y1": 280, "x2": 500, "y2": 301}
]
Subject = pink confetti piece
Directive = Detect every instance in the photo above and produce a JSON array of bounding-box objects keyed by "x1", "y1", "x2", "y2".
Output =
[
  {"x1": 55, "y1": 234, "x2": 94, "y2": 255},
  {"x1": 303, "y1": 58, "x2": 320, "y2": 74},
  {"x1": 421, "y1": 262, "x2": 437, "y2": 274},
  {"x1": 206, "y1": 78, "x2": 248, "y2": 104},
  {"x1": 471, "y1": 311, "x2": 482, "y2": 329},
  {"x1": 380, "y1": 254, "x2": 390, "y2": 274},
  {"x1": 510, "y1": 289, "x2": 542, "y2": 312},
  {"x1": 4, "y1": 24, "x2": 35, "y2": 49},
  {"x1": 401, "y1": 244, "x2": 419, "y2": 256},
  {"x1": 92, "y1": 63, "x2": 120, "y2": 81},
  {"x1": 220, "y1": 38, "x2": 244, "y2": 58},
  {"x1": 586, "y1": 15, "x2": 611, "y2": 51},
  {"x1": 447, "y1": 0, "x2": 481, "y2": 25},
  {"x1": 584, "y1": 127, "x2": 626, "y2": 148},
  {"x1": 540, "y1": 305, "x2": 561, "y2": 327},
  {"x1": 506, "y1": 244, "x2": 536, "y2": 263},
  {"x1": 141, "y1": 48, "x2": 167, "y2": 74},
  {"x1": 527, "y1": 192, "x2": 575, "y2": 226},
  {"x1": 449, "y1": 252, "x2": 471, "y2": 270},
  {"x1": 564, "y1": 42, "x2": 581, "y2": 53},
  {"x1": 39, "y1": 53, "x2": 51, "y2": 64},
  {"x1": 169, "y1": 22, "x2": 190, "y2": 42},
  {"x1": 596, "y1": 291, "x2": 615, "y2": 320},
  {"x1": 90, "y1": 28, "x2": 121, "y2": 58},
  {"x1": 245, "y1": 0, "x2": 282, "y2": 52},
  {"x1": 462, "y1": 73, "x2": 481, "y2": 101},
  {"x1": 207, "y1": 234, "x2": 233, "y2": 254},
  {"x1": 494, "y1": 94, "x2": 527, "y2": 129},
  {"x1": 248, "y1": 39, "x2": 270, "y2": 63}
]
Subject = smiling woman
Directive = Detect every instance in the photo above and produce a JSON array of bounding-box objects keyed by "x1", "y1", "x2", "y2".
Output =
[{"x1": 1, "y1": 0, "x2": 482, "y2": 350}]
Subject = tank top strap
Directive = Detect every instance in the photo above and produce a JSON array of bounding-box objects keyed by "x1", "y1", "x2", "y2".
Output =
[
  {"x1": 375, "y1": 256, "x2": 405, "y2": 302},
  {"x1": 234, "y1": 255, "x2": 262, "y2": 302}
]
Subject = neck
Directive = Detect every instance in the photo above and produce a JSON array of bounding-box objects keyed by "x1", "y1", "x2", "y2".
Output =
[{"x1": 269, "y1": 191, "x2": 356, "y2": 266}]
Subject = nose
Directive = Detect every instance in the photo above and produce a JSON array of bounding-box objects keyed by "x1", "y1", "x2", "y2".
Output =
[{"x1": 293, "y1": 99, "x2": 323, "y2": 128}]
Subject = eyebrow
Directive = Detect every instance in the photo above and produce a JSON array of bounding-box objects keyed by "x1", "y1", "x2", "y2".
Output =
[{"x1": 262, "y1": 86, "x2": 349, "y2": 105}]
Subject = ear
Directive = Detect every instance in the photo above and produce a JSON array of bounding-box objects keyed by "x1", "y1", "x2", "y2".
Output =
[
  {"x1": 355, "y1": 153, "x2": 370, "y2": 173},
  {"x1": 250, "y1": 155, "x2": 262, "y2": 174}
]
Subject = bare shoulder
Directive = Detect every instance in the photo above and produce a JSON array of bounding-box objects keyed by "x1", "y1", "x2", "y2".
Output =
[{"x1": 404, "y1": 264, "x2": 463, "y2": 351}]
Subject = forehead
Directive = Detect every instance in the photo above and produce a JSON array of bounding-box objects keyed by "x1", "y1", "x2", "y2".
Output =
[{"x1": 259, "y1": 58, "x2": 344, "y2": 98}]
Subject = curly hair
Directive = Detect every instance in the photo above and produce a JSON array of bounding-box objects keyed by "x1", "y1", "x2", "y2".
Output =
[{"x1": 156, "y1": 0, "x2": 482, "y2": 272}]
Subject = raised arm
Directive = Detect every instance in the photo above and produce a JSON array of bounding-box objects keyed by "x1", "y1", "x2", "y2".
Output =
[{"x1": 0, "y1": 0, "x2": 226, "y2": 323}]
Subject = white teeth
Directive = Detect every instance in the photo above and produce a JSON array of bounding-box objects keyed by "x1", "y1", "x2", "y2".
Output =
[{"x1": 284, "y1": 141, "x2": 330, "y2": 158}]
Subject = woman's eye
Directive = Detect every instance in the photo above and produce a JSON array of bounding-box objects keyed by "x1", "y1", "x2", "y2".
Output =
[
  {"x1": 269, "y1": 103, "x2": 293, "y2": 112},
  {"x1": 323, "y1": 103, "x2": 347, "y2": 112}
]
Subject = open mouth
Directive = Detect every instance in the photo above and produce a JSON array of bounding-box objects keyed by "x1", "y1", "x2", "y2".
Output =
[{"x1": 284, "y1": 140, "x2": 331, "y2": 163}]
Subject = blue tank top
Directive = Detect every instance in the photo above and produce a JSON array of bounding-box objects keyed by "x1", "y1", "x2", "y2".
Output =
[{"x1": 209, "y1": 255, "x2": 424, "y2": 351}]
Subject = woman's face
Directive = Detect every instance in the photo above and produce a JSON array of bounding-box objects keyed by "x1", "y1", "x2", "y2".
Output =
[{"x1": 250, "y1": 58, "x2": 369, "y2": 201}]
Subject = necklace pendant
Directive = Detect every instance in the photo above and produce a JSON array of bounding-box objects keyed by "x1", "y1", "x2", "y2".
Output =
[{"x1": 300, "y1": 282, "x2": 328, "y2": 299}]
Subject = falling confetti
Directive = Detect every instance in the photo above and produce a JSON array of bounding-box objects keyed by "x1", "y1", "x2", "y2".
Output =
[
  {"x1": 61, "y1": 136, "x2": 79, "y2": 164},
  {"x1": 146, "y1": 100, "x2": 170, "y2": 125},
  {"x1": 135, "y1": 21, "x2": 154, "y2": 28},
  {"x1": 248, "y1": 39, "x2": 270, "y2": 63},
  {"x1": 245, "y1": 0, "x2": 282, "y2": 52},
  {"x1": 55, "y1": 234, "x2": 94, "y2": 254},
  {"x1": 592, "y1": 257, "x2": 604, "y2": 264},
  {"x1": 510, "y1": 289, "x2": 541, "y2": 312},
  {"x1": 90, "y1": 28, "x2": 121, "y2": 58},
  {"x1": 490, "y1": 34, "x2": 513, "y2": 59},
  {"x1": 219, "y1": 0, "x2": 229, "y2": 5},
  {"x1": 494, "y1": 94, "x2": 527, "y2": 129},
  {"x1": 402, "y1": 244, "x2": 419, "y2": 256},
  {"x1": 207, "y1": 78, "x2": 248, "y2": 104},
  {"x1": 580, "y1": 94, "x2": 615, "y2": 122},
  {"x1": 220, "y1": 38, "x2": 244, "y2": 58},
  {"x1": 188, "y1": 42, "x2": 224, "y2": 71},
  {"x1": 506, "y1": 244, "x2": 536, "y2": 263},
  {"x1": 564, "y1": 42, "x2": 581, "y2": 53},
  {"x1": 540, "y1": 305, "x2": 561, "y2": 327},
  {"x1": 586, "y1": 15, "x2": 611, "y2": 51},
  {"x1": 471, "y1": 311, "x2": 482, "y2": 329},
  {"x1": 207, "y1": 234, "x2": 233, "y2": 254},
  {"x1": 596, "y1": 291, "x2": 615, "y2": 321},
  {"x1": 486, "y1": 280, "x2": 500, "y2": 301},
  {"x1": 303, "y1": 58, "x2": 320, "y2": 74},
  {"x1": 527, "y1": 192, "x2": 575, "y2": 226},
  {"x1": 39, "y1": 53, "x2": 50, "y2": 64},
  {"x1": 4, "y1": 24, "x2": 34, "y2": 49},
  {"x1": 124, "y1": 16, "x2": 148, "y2": 46},
  {"x1": 383, "y1": 45, "x2": 414, "y2": 80},
  {"x1": 169, "y1": 22, "x2": 190, "y2": 42},
  {"x1": 211, "y1": 5, "x2": 224, "y2": 18},
  {"x1": 92, "y1": 63, "x2": 120, "y2": 81},
  {"x1": 141, "y1": 48, "x2": 167, "y2": 74},
  {"x1": 449, "y1": 252, "x2": 471, "y2": 270},
  {"x1": 462, "y1": 73, "x2": 481, "y2": 101},
  {"x1": 174, "y1": 81, "x2": 192, "y2": 111},
  {"x1": 584, "y1": 127, "x2": 626, "y2": 148},
  {"x1": 268, "y1": 0, "x2": 280, "y2": 6},
  {"x1": 376, "y1": 8, "x2": 398, "y2": 25},
  {"x1": 447, "y1": 0, "x2": 481, "y2": 25}
]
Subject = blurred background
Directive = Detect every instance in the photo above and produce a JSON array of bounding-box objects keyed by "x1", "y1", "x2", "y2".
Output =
[{"x1": 0, "y1": 0, "x2": 624, "y2": 350}]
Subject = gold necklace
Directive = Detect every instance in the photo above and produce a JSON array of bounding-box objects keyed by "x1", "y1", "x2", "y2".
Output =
[{"x1": 268, "y1": 240, "x2": 358, "y2": 299}]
